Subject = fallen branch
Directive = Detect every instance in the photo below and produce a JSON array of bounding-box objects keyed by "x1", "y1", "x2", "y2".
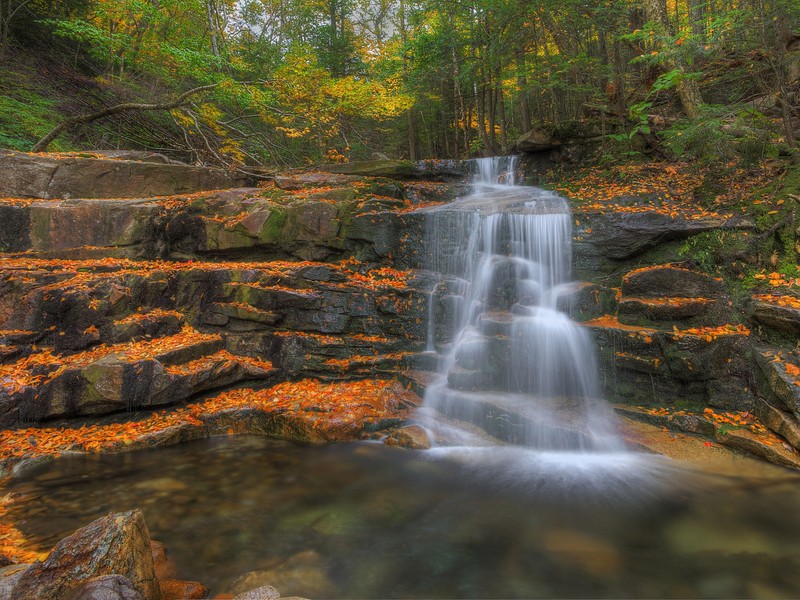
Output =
[{"x1": 31, "y1": 83, "x2": 221, "y2": 152}]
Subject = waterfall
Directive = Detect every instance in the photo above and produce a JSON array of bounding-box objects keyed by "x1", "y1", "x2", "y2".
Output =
[{"x1": 420, "y1": 157, "x2": 624, "y2": 452}]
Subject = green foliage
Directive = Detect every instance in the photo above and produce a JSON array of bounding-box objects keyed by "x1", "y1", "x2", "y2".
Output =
[
  {"x1": 0, "y1": 67, "x2": 68, "y2": 151},
  {"x1": 660, "y1": 106, "x2": 780, "y2": 166},
  {"x1": 678, "y1": 230, "x2": 748, "y2": 274}
]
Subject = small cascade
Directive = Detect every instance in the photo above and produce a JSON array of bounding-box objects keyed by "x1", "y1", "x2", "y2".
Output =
[{"x1": 421, "y1": 157, "x2": 624, "y2": 452}]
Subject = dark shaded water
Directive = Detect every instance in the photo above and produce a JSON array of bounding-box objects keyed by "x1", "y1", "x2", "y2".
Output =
[{"x1": 6, "y1": 436, "x2": 800, "y2": 598}]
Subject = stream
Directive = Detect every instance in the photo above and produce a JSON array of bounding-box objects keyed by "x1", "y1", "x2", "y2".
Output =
[{"x1": 6, "y1": 435, "x2": 800, "y2": 598}]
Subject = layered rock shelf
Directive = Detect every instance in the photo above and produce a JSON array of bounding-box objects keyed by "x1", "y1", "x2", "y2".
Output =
[{"x1": 0, "y1": 154, "x2": 799, "y2": 469}]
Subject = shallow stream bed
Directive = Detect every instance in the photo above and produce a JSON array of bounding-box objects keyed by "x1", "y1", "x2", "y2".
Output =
[{"x1": 5, "y1": 436, "x2": 800, "y2": 598}]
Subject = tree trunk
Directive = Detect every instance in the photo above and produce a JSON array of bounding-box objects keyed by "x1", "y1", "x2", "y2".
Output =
[
  {"x1": 206, "y1": 0, "x2": 220, "y2": 57},
  {"x1": 688, "y1": 0, "x2": 706, "y2": 40},
  {"x1": 515, "y1": 49, "x2": 531, "y2": 133}
]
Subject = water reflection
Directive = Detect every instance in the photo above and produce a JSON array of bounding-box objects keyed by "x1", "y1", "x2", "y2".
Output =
[{"x1": 6, "y1": 436, "x2": 800, "y2": 598}]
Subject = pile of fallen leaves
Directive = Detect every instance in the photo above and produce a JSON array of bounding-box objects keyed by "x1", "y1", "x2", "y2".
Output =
[
  {"x1": 0, "y1": 325, "x2": 221, "y2": 394},
  {"x1": 554, "y1": 161, "x2": 777, "y2": 211},
  {"x1": 753, "y1": 271, "x2": 800, "y2": 288},
  {"x1": 672, "y1": 323, "x2": 750, "y2": 340}
]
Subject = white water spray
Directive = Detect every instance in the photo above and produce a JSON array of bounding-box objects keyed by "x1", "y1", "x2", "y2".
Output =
[{"x1": 420, "y1": 157, "x2": 624, "y2": 452}]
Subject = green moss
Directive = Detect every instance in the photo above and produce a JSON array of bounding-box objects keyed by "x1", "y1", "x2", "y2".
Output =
[
  {"x1": 0, "y1": 93, "x2": 66, "y2": 151},
  {"x1": 258, "y1": 207, "x2": 287, "y2": 243}
]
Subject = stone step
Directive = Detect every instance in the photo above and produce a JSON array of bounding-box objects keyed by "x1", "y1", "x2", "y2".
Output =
[
  {"x1": 109, "y1": 309, "x2": 185, "y2": 343},
  {"x1": 583, "y1": 315, "x2": 754, "y2": 411},
  {"x1": 0, "y1": 327, "x2": 275, "y2": 425},
  {"x1": 618, "y1": 296, "x2": 719, "y2": 325},
  {"x1": 621, "y1": 265, "x2": 726, "y2": 299},
  {"x1": 264, "y1": 330, "x2": 415, "y2": 377},
  {"x1": 751, "y1": 294, "x2": 800, "y2": 336},
  {"x1": 754, "y1": 348, "x2": 800, "y2": 422},
  {"x1": 201, "y1": 302, "x2": 282, "y2": 330}
]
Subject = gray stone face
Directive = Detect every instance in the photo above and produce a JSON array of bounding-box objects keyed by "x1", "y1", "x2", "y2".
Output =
[
  {"x1": 0, "y1": 151, "x2": 249, "y2": 199},
  {"x1": 752, "y1": 300, "x2": 800, "y2": 335},
  {"x1": 573, "y1": 208, "x2": 752, "y2": 264}
]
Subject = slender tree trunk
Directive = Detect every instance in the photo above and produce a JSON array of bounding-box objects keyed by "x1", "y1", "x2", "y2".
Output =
[
  {"x1": 515, "y1": 49, "x2": 531, "y2": 133},
  {"x1": 497, "y1": 69, "x2": 508, "y2": 152},
  {"x1": 206, "y1": 0, "x2": 220, "y2": 56},
  {"x1": 398, "y1": 0, "x2": 416, "y2": 159},
  {"x1": 771, "y1": 2, "x2": 797, "y2": 148},
  {"x1": 688, "y1": 0, "x2": 706, "y2": 40}
]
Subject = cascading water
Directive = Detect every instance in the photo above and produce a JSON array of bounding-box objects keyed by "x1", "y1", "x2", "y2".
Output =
[{"x1": 420, "y1": 156, "x2": 625, "y2": 453}]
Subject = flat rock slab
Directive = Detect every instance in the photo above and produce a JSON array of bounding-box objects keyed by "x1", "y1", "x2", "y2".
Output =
[
  {"x1": 752, "y1": 295, "x2": 800, "y2": 335},
  {"x1": 616, "y1": 405, "x2": 800, "y2": 469},
  {"x1": 621, "y1": 265, "x2": 726, "y2": 298},
  {"x1": 0, "y1": 151, "x2": 249, "y2": 199},
  {"x1": 573, "y1": 207, "x2": 752, "y2": 262},
  {"x1": 321, "y1": 159, "x2": 469, "y2": 181}
]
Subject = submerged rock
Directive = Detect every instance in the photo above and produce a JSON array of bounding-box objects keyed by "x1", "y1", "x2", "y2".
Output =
[
  {"x1": 387, "y1": 424, "x2": 431, "y2": 449},
  {"x1": 70, "y1": 575, "x2": 145, "y2": 600},
  {"x1": 230, "y1": 550, "x2": 334, "y2": 598}
]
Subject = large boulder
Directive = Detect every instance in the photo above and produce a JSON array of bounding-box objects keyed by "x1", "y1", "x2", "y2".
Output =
[
  {"x1": 0, "y1": 151, "x2": 249, "y2": 199},
  {"x1": 9, "y1": 510, "x2": 160, "y2": 600},
  {"x1": 621, "y1": 266, "x2": 726, "y2": 299},
  {"x1": 514, "y1": 128, "x2": 561, "y2": 153},
  {"x1": 573, "y1": 207, "x2": 751, "y2": 266}
]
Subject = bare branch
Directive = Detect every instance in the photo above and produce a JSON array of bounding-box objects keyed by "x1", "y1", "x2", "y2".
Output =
[{"x1": 31, "y1": 83, "x2": 221, "y2": 152}]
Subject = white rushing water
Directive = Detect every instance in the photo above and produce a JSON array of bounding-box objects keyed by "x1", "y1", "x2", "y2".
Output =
[{"x1": 420, "y1": 156, "x2": 625, "y2": 453}]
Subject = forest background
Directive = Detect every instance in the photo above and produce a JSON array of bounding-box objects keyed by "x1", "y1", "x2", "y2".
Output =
[{"x1": 0, "y1": 0, "x2": 798, "y2": 170}]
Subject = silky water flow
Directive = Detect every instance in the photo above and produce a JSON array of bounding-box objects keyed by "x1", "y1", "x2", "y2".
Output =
[{"x1": 415, "y1": 156, "x2": 659, "y2": 484}]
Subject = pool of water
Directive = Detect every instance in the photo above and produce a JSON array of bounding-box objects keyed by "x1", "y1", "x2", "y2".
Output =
[{"x1": 5, "y1": 436, "x2": 800, "y2": 598}]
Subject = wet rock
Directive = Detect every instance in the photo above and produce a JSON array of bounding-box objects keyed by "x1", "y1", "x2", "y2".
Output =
[
  {"x1": 10, "y1": 510, "x2": 160, "y2": 600},
  {"x1": 0, "y1": 564, "x2": 31, "y2": 600},
  {"x1": 586, "y1": 317, "x2": 754, "y2": 410},
  {"x1": 149, "y1": 542, "x2": 177, "y2": 582},
  {"x1": 754, "y1": 350, "x2": 800, "y2": 421},
  {"x1": 556, "y1": 282, "x2": 617, "y2": 321},
  {"x1": 0, "y1": 204, "x2": 31, "y2": 252},
  {"x1": 69, "y1": 575, "x2": 145, "y2": 600},
  {"x1": 621, "y1": 265, "x2": 726, "y2": 298},
  {"x1": 619, "y1": 296, "x2": 717, "y2": 325},
  {"x1": 573, "y1": 208, "x2": 751, "y2": 263},
  {"x1": 753, "y1": 398, "x2": 800, "y2": 450},
  {"x1": 752, "y1": 299, "x2": 800, "y2": 335},
  {"x1": 0, "y1": 150, "x2": 249, "y2": 199},
  {"x1": 388, "y1": 425, "x2": 431, "y2": 449},
  {"x1": 158, "y1": 579, "x2": 208, "y2": 600}
]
